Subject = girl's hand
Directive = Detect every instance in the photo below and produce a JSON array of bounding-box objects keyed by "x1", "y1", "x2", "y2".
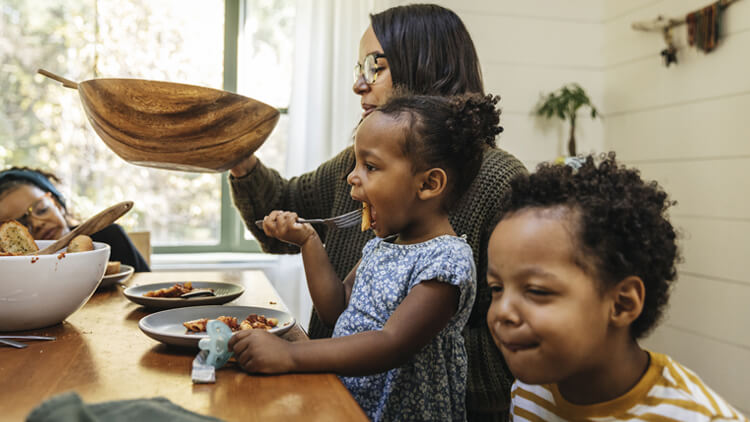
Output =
[
  {"x1": 229, "y1": 329, "x2": 295, "y2": 374},
  {"x1": 261, "y1": 210, "x2": 316, "y2": 247}
]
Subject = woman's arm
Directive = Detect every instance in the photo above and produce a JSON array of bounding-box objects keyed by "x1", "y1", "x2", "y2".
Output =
[
  {"x1": 229, "y1": 280, "x2": 459, "y2": 375},
  {"x1": 229, "y1": 154, "x2": 258, "y2": 179},
  {"x1": 229, "y1": 148, "x2": 354, "y2": 254}
]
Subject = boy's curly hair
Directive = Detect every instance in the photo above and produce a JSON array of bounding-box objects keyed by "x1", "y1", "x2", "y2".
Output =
[{"x1": 501, "y1": 152, "x2": 679, "y2": 339}]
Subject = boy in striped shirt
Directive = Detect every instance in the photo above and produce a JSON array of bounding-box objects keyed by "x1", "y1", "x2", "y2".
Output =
[{"x1": 486, "y1": 153, "x2": 747, "y2": 421}]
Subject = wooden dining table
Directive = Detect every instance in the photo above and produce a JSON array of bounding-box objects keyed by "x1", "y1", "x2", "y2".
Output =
[{"x1": 0, "y1": 270, "x2": 367, "y2": 421}]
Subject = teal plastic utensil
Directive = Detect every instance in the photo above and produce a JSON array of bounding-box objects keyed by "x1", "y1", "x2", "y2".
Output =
[{"x1": 198, "y1": 319, "x2": 234, "y2": 368}]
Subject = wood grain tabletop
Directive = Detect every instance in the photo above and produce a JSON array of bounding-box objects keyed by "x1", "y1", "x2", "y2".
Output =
[{"x1": 0, "y1": 270, "x2": 367, "y2": 421}]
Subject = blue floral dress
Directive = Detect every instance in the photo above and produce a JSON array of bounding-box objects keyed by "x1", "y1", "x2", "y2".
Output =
[{"x1": 332, "y1": 235, "x2": 476, "y2": 422}]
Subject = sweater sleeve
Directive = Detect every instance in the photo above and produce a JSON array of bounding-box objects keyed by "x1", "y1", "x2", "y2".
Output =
[
  {"x1": 451, "y1": 147, "x2": 527, "y2": 415},
  {"x1": 89, "y1": 224, "x2": 150, "y2": 272},
  {"x1": 228, "y1": 148, "x2": 354, "y2": 254}
]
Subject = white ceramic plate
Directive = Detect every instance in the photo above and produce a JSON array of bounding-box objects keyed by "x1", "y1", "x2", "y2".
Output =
[
  {"x1": 99, "y1": 264, "x2": 135, "y2": 288},
  {"x1": 138, "y1": 305, "x2": 295, "y2": 348},
  {"x1": 123, "y1": 281, "x2": 245, "y2": 309}
]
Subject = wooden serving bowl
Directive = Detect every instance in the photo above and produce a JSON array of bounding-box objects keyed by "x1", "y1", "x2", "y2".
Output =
[{"x1": 38, "y1": 69, "x2": 279, "y2": 172}]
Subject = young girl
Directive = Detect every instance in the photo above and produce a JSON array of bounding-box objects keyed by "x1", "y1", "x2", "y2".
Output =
[
  {"x1": 230, "y1": 6, "x2": 526, "y2": 418},
  {"x1": 229, "y1": 93, "x2": 502, "y2": 421},
  {"x1": 486, "y1": 154, "x2": 747, "y2": 421}
]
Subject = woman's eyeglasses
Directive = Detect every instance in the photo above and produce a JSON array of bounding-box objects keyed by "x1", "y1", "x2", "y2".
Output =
[
  {"x1": 17, "y1": 193, "x2": 55, "y2": 229},
  {"x1": 354, "y1": 53, "x2": 386, "y2": 85}
]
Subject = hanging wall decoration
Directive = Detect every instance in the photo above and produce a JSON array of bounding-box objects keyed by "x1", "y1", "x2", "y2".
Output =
[
  {"x1": 631, "y1": 0, "x2": 740, "y2": 67},
  {"x1": 687, "y1": 3, "x2": 722, "y2": 52},
  {"x1": 661, "y1": 26, "x2": 679, "y2": 67}
]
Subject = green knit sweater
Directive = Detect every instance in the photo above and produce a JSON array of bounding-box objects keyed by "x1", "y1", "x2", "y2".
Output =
[{"x1": 230, "y1": 146, "x2": 527, "y2": 419}]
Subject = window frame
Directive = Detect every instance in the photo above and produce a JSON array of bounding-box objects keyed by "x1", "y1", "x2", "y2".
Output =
[{"x1": 152, "y1": 0, "x2": 261, "y2": 254}]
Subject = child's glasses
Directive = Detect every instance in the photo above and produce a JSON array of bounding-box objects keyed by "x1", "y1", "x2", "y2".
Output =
[
  {"x1": 17, "y1": 192, "x2": 55, "y2": 230},
  {"x1": 353, "y1": 53, "x2": 387, "y2": 85}
]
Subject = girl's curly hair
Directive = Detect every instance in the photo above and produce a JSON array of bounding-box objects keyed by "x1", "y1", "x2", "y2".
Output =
[
  {"x1": 502, "y1": 152, "x2": 679, "y2": 339},
  {"x1": 377, "y1": 93, "x2": 502, "y2": 208}
]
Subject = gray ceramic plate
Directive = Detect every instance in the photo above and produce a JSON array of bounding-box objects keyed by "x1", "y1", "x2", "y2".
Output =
[
  {"x1": 122, "y1": 281, "x2": 244, "y2": 309},
  {"x1": 138, "y1": 305, "x2": 295, "y2": 348},
  {"x1": 99, "y1": 264, "x2": 135, "y2": 289}
]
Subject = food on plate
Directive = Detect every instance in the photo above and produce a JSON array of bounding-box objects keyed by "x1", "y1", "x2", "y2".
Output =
[
  {"x1": 0, "y1": 220, "x2": 39, "y2": 255},
  {"x1": 67, "y1": 234, "x2": 94, "y2": 252},
  {"x1": 239, "y1": 313, "x2": 279, "y2": 330},
  {"x1": 183, "y1": 316, "x2": 239, "y2": 332},
  {"x1": 144, "y1": 282, "x2": 207, "y2": 297},
  {"x1": 183, "y1": 313, "x2": 279, "y2": 333},
  {"x1": 105, "y1": 261, "x2": 121, "y2": 275},
  {"x1": 361, "y1": 202, "x2": 371, "y2": 231}
]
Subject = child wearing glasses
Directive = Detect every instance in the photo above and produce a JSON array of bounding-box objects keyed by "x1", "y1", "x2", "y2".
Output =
[
  {"x1": 0, "y1": 167, "x2": 149, "y2": 272},
  {"x1": 229, "y1": 93, "x2": 502, "y2": 421},
  {"x1": 486, "y1": 154, "x2": 747, "y2": 421}
]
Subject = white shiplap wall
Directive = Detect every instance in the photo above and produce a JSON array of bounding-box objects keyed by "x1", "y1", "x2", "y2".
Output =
[
  {"x1": 386, "y1": 0, "x2": 749, "y2": 412},
  {"x1": 603, "y1": 0, "x2": 750, "y2": 413},
  {"x1": 457, "y1": 1, "x2": 606, "y2": 169},
  {"x1": 382, "y1": 0, "x2": 607, "y2": 169}
]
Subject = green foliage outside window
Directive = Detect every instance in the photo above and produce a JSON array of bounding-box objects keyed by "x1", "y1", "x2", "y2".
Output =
[{"x1": 1, "y1": 0, "x2": 294, "y2": 252}]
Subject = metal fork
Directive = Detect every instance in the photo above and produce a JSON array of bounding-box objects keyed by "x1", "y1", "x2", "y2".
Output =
[
  {"x1": 0, "y1": 339, "x2": 28, "y2": 349},
  {"x1": 254, "y1": 209, "x2": 362, "y2": 231},
  {"x1": 0, "y1": 335, "x2": 56, "y2": 348}
]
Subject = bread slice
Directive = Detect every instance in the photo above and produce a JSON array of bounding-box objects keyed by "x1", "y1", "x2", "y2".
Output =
[
  {"x1": 105, "y1": 261, "x2": 121, "y2": 275},
  {"x1": 0, "y1": 220, "x2": 39, "y2": 255}
]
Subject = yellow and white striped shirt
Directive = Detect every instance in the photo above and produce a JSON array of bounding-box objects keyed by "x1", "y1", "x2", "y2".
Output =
[{"x1": 510, "y1": 351, "x2": 747, "y2": 421}]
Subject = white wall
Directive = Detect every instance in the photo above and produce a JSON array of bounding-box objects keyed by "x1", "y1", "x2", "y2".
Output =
[
  {"x1": 392, "y1": 0, "x2": 749, "y2": 412},
  {"x1": 458, "y1": 0, "x2": 606, "y2": 169},
  {"x1": 602, "y1": 0, "x2": 750, "y2": 412},
  {"x1": 380, "y1": 0, "x2": 606, "y2": 170}
]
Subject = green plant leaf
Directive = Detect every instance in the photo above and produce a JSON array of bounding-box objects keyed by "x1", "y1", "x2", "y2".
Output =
[{"x1": 534, "y1": 83, "x2": 599, "y2": 156}]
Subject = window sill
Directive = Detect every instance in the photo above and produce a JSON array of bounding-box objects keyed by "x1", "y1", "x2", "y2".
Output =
[{"x1": 151, "y1": 252, "x2": 278, "y2": 271}]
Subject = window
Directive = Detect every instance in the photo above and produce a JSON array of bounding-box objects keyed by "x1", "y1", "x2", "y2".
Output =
[
  {"x1": 237, "y1": 0, "x2": 296, "y2": 241},
  {"x1": 239, "y1": 0, "x2": 295, "y2": 176},
  {"x1": 0, "y1": 0, "x2": 296, "y2": 252}
]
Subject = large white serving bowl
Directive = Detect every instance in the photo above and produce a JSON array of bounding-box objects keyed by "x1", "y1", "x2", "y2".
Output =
[{"x1": 0, "y1": 240, "x2": 110, "y2": 331}]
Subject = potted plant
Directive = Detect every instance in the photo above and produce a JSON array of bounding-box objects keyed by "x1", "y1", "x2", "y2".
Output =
[{"x1": 535, "y1": 83, "x2": 599, "y2": 156}]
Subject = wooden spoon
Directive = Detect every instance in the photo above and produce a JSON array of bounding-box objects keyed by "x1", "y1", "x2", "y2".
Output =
[{"x1": 28, "y1": 201, "x2": 134, "y2": 255}]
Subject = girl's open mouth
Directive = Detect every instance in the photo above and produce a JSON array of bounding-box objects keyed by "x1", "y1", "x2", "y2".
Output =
[{"x1": 369, "y1": 205, "x2": 377, "y2": 229}]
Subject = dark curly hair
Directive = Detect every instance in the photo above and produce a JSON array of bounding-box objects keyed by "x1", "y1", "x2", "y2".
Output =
[
  {"x1": 500, "y1": 153, "x2": 679, "y2": 339},
  {"x1": 377, "y1": 93, "x2": 502, "y2": 208}
]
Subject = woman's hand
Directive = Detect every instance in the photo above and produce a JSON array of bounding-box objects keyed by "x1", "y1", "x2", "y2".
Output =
[
  {"x1": 229, "y1": 154, "x2": 258, "y2": 179},
  {"x1": 261, "y1": 210, "x2": 316, "y2": 247},
  {"x1": 229, "y1": 329, "x2": 295, "y2": 374}
]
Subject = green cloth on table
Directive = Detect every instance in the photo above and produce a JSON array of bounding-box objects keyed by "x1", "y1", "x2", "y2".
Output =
[{"x1": 27, "y1": 392, "x2": 223, "y2": 422}]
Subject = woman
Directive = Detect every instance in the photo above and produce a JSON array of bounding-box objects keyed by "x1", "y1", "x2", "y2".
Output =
[
  {"x1": 229, "y1": 4, "x2": 525, "y2": 420},
  {"x1": 0, "y1": 167, "x2": 150, "y2": 272}
]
